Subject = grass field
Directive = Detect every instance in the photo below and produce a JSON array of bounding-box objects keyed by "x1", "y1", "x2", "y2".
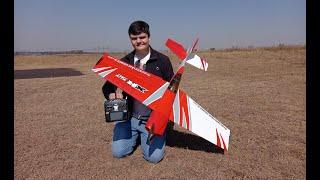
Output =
[{"x1": 14, "y1": 46, "x2": 305, "y2": 179}]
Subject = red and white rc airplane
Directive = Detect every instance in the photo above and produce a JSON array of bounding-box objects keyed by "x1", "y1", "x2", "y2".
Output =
[{"x1": 92, "y1": 38, "x2": 231, "y2": 151}]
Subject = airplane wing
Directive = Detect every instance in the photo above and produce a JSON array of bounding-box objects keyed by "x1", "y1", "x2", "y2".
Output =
[
  {"x1": 92, "y1": 53, "x2": 169, "y2": 110},
  {"x1": 92, "y1": 53, "x2": 230, "y2": 151},
  {"x1": 169, "y1": 89, "x2": 231, "y2": 151}
]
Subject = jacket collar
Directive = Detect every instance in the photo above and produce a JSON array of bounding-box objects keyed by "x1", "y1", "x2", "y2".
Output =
[{"x1": 126, "y1": 46, "x2": 159, "y2": 65}]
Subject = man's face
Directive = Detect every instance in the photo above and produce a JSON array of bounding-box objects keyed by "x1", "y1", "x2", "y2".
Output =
[{"x1": 129, "y1": 32, "x2": 150, "y2": 52}]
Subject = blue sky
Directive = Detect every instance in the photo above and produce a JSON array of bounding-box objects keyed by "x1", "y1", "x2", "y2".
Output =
[{"x1": 14, "y1": 0, "x2": 306, "y2": 52}]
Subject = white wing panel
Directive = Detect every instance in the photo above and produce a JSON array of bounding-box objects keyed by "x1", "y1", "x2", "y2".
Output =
[
  {"x1": 170, "y1": 90, "x2": 231, "y2": 151},
  {"x1": 187, "y1": 97, "x2": 230, "y2": 150}
]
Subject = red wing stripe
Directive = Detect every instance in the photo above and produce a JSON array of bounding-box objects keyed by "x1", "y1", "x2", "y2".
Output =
[
  {"x1": 220, "y1": 133, "x2": 227, "y2": 150},
  {"x1": 200, "y1": 58, "x2": 206, "y2": 70},
  {"x1": 179, "y1": 91, "x2": 190, "y2": 130},
  {"x1": 216, "y1": 129, "x2": 221, "y2": 148},
  {"x1": 191, "y1": 38, "x2": 199, "y2": 52}
]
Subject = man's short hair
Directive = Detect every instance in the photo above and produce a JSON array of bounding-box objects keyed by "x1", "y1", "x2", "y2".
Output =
[{"x1": 128, "y1": 20, "x2": 150, "y2": 37}]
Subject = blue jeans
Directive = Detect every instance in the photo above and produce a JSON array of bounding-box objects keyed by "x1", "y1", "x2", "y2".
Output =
[{"x1": 111, "y1": 117, "x2": 166, "y2": 163}]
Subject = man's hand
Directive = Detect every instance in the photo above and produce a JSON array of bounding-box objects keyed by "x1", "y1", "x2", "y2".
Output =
[{"x1": 109, "y1": 88, "x2": 124, "y2": 99}]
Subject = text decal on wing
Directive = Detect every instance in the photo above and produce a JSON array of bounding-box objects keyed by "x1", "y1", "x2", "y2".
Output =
[{"x1": 116, "y1": 74, "x2": 148, "y2": 93}]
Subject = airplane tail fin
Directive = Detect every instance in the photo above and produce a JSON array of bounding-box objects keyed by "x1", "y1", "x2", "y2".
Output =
[{"x1": 165, "y1": 38, "x2": 208, "y2": 71}]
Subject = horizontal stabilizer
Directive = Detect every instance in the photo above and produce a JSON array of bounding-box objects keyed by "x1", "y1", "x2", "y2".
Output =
[
  {"x1": 186, "y1": 54, "x2": 208, "y2": 71},
  {"x1": 166, "y1": 39, "x2": 187, "y2": 60},
  {"x1": 166, "y1": 38, "x2": 208, "y2": 71}
]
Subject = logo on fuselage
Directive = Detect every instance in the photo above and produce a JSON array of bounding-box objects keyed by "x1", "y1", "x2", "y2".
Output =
[{"x1": 115, "y1": 74, "x2": 148, "y2": 93}]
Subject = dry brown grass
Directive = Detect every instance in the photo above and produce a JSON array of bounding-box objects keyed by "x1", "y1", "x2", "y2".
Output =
[{"x1": 14, "y1": 47, "x2": 305, "y2": 179}]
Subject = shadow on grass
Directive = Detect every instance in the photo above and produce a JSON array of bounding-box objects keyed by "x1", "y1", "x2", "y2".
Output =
[
  {"x1": 14, "y1": 68, "x2": 84, "y2": 79},
  {"x1": 166, "y1": 128, "x2": 225, "y2": 154}
]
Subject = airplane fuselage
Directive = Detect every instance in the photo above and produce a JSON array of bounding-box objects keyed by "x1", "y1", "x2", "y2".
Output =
[{"x1": 145, "y1": 66, "x2": 185, "y2": 136}]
